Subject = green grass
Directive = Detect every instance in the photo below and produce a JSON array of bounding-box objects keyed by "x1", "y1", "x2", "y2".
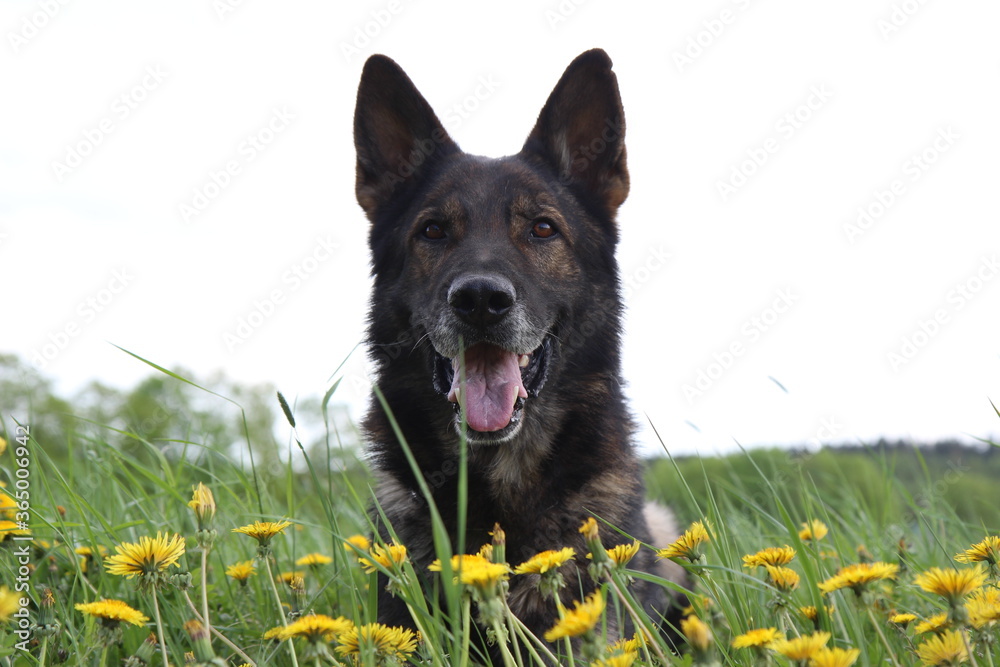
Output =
[{"x1": 1, "y1": 363, "x2": 999, "y2": 666}]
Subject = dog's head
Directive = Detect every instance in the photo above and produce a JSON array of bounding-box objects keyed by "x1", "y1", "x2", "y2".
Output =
[{"x1": 354, "y1": 49, "x2": 628, "y2": 446}]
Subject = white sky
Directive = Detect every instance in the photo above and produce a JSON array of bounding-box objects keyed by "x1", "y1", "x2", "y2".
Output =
[{"x1": 1, "y1": 0, "x2": 998, "y2": 456}]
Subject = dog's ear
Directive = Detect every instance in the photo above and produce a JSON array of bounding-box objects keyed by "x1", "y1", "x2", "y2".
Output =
[
  {"x1": 354, "y1": 55, "x2": 458, "y2": 220},
  {"x1": 522, "y1": 49, "x2": 629, "y2": 214}
]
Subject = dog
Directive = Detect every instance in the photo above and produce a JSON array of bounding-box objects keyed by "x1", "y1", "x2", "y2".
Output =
[{"x1": 352, "y1": 48, "x2": 687, "y2": 657}]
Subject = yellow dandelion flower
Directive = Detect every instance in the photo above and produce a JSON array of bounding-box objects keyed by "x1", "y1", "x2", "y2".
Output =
[
  {"x1": 277, "y1": 571, "x2": 306, "y2": 585},
  {"x1": 915, "y1": 613, "x2": 950, "y2": 635},
  {"x1": 104, "y1": 532, "x2": 185, "y2": 589},
  {"x1": 591, "y1": 653, "x2": 637, "y2": 667},
  {"x1": 477, "y1": 543, "x2": 494, "y2": 561},
  {"x1": 359, "y1": 542, "x2": 408, "y2": 573},
  {"x1": 603, "y1": 541, "x2": 640, "y2": 567},
  {"x1": 680, "y1": 615, "x2": 712, "y2": 651},
  {"x1": 966, "y1": 587, "x2": 1000, "y2": 628},
  {"x1": 429, "y1": 553, "x2": 510, "y2": 590},
  {"x1": 890, "y1": 613, "x2": 918, "y2": 625},
  {"x1": 656, "y1": 521, "x2": 710, "y2": 562},
  {"x1": 225, "y1": 560, "x2": 255, "y2": 583},
  {"x1": 0, "y1": 520, "x2": 30, "y2": 541},
  {"x1": 336, "y1": 622, "x2": 418, "y2": 660},
  {"x1": 343, "y1": 534, "x2": 371, "y2": 553},
  {"x1": 765, "y1": 565, "x2": 800, "y2": 591},
  {"x1": 232, "y1": 520, "x2": 292, "y2": 544},
  {"x1": 514, "y1": 547, "x2": 576, "y2": 575},
  {"x1": 187, "y1": 482, "x2": 215, "y2": 528},
  {"x1": 544, "y1": 590, "x2": 605, "y2": 642},
  {"x1": 75, "y1": 599, "x2": 150, "y2": 626},
  {"x1": 743, "y1": 545, "x2": 796, "y2": 568},
  {"x1": 955, "y1": 535, "x2": 1000, "y2": 566},
  {"x1": 0, "y1": 492, "x2": 16, "y2": 519},
  {"x1": 579, "y1": 517, "x2": 600, "y2": 540},
  {"x1": 915, "y1": 629, "x2": 969, "y2": 666},
  {"x1": 263, "y1": 625, "x2": 286, "y2": 641},
  {"x1": 914, "y1": 565, "x2": 987, "y2": 605},
  {"x1": 808, "y1": 647, "x2": 860, "y2": 667},
  {"x1": 75, "y1": 545, "x2": 109, "y2": 558},
  {"x1": 799, "y1": 605, "x2": 836, "y2": 623},
  {"x1": 817, "y1": 562, "x2": 898, "y2": 595},
  {"x1": 799, "y1": 519, "x2": 829, "y2": 541},
  {"x1": 281, "y1": 614, "x2": 353, "y2": 643},
  {"x1": 296, "y1": 552, "x2": 333, "y2": 567},
  {"x1": 1, "y1": 586, "x2": 24, "y2": 622},
  {"x1": 608, "y1": 634, "x2": 643, "y2": 654},
  {"x1": 770, "y1": 631, "x2": 830, "y2": 660},
  {"x1": 732, "y1": 627, "x2": 783, "y2": 649}
]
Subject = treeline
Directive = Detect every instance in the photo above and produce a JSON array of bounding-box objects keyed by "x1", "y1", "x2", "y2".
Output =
[{"x1": 646, "y1": 438, "x2": 1000, "y2": 532}]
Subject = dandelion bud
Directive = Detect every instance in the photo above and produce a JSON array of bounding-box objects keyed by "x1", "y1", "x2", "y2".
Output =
[{"x1": 187, "y1": 483, "x2": 216, "y2": 531}]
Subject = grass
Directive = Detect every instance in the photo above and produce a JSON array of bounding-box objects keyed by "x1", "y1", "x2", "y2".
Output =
[{"x1": 1, "y1": 363, "x2": 999, "y2": 666}]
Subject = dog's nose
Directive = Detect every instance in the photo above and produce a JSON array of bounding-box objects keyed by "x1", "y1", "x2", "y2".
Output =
[{"x1": 448, "y1": 275, "x2": 515, "y2": 327}]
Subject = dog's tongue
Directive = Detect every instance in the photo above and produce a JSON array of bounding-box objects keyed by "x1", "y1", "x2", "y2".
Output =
[{"x1": 447, "y1": 343, "x2": 528, "y2": 432}]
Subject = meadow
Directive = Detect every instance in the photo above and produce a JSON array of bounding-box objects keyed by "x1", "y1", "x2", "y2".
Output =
[{"x1": 1, "y1": 354, "x2": 998, "y2": 666}]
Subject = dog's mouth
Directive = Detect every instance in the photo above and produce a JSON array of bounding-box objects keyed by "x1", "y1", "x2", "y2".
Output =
[{"x1": 432, "y1": 337, "x2": 552, "y2": 435}]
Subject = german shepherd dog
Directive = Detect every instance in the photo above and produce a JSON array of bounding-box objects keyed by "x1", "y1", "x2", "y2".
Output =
[{"x1": 353, "y1": 49, "x2": 687, "y2": 655}]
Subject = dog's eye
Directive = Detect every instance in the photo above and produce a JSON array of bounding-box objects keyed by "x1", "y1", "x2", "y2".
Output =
[
  {"x1": 422, "y1": 222, "x2": 446, "y2": 240},
  {"x1": 530, "y1": 219, "x2": 558, "y2": 239}
]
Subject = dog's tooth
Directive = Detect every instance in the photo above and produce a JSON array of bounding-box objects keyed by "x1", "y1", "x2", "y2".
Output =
[{"x1": 518, "y1": 354, "x2": 530, "y2": 368}]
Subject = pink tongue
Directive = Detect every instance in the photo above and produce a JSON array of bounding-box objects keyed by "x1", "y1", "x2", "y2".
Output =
[{"x1": 447, "y1": 343, "x2": 528, "y2": 432}]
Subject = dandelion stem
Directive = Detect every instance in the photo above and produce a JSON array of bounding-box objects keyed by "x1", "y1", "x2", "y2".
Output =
[
  {"x1": 962, "y1": 632, "x2": 981, "y2": 667},
  {"x1": 606, "y1": 575, "x2": 672, "y2": 666},
  {"x1": 490, "y1": 619, "x2": 518, "y2": 667},
  {"x1": 150, "y1": 588, "x2": 170, "y2": 667},
  {"x1": 263, "y1": 556, "x2": 300, "y2": 667},
  {"x1": 865, "y1": 606, "x2": 902, "y2": 667},
  {"x1": 503, "y1": 602, "x2": 560, "y2": 666},
  {"x1": 460, "y1": 597, "x2": 471, "y2": 667},
  {"x1": 180, "y1": 589, "x2": 257, "y2": 666},
  {"x1": 200, "y1": 548, "x2": 211, "y2": 634}
]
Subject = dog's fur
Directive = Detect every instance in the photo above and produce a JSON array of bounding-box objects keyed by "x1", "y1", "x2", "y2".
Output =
[{"x1": 353, "y1": 49, "x2": 687, "y2": 655}]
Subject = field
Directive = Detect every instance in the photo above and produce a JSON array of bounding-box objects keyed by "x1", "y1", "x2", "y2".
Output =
[{"x1": 1, "y1": 355, "x2": 999, "y2": 666}]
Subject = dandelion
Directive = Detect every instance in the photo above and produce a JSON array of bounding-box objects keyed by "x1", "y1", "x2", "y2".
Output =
[
  {"x1": 232, "y1": 520, "x2": 292, "y2": 558},
  {"x1": 808, "y1": 647, "x2": 860, "y2": 667},
  {"x1": 955, "y1": 535, "x2": 1000, "y2": 577},
  {"x1": 799, "y1": 520, "x2": 829, "y2": 541},
  {"x1": 343, "y1": 534, "x2": 371, "y2": 553},
  {"x1": 915, "y1": 629, "x2": 969, "y2": 666},
  {"x1": 184, "y1": 620, "x2": 221, "y2": 663},
  {"x1": 187, "y1": 482, "x2": 216, "y2": 532},
  {"x1": 732, "y1": 627, "x2": 782, "y2": 649},
  {"x1": 429, "y1": 553, "x2": 510, "y2": 593},
  {"x1": 656, "y1": 521, "x2": 710, "y2": 563},
  {"x1": 770, "y1": 631, "x2": 831, "y2": 661},
  {"x1": 0, "y1": 491, "x2": 16, "y2": 519},
  {"x1": 0, "y1": 519, "x2": 30, "y2": 541},
  {"x1": 966, "y1": 587, "x2": 1000, "y2": 629},
  {"x1": 817, "y1": 562, "x2": 899, "y2": 596},
  {"x1": 1, "y1": 587, "x2": 25, "y2": 622},
  {"x1": 591, "y1": 653, "x2": 638, "y2": 667},
  {"x1": 914, "y1": 565, "x2": 987, "y2": 608},
  {"x1": 75, "y1": 599, "x2": 149, "y2": 627},
  {"x1": 915, "y1": 613, "x2": 951, "y2": 635},
  {"x1": 800, "y1": 605, "x2": 836, "y2": 625},
  {"x1": 225, "y1": 560, "x2": 256, "y2": 585},
  {"x1": 359, "y1": 542, "x2": 408, "y2": 574},
  {"x1": 743, "y1": 545, "x2": 796, "y2": 568},
  {"x1": 296, "y1": 552, "x2": 333, "y2": 567},
  {"x1": 279, "y1": 613, "x2": 353, "y2": 642},
  {"x1": 336, "y1": 622, "x2": 418, "y2": 665},
  {"x1": 514, "y1": 547, "x2": 575, "y2": 599},
  {"x1": 104, "y1": 532, "x2": 186, "y2": 590},
  {"x1": 890, "y1": 613, "x2": 918, "y2": 626},
  {"x1": 681, "y1": 615, "x2": 713, "y2": 654},
  {"x1": 277, "y1": 571, "x2": 306, "y2": 586},
  {"x1": 765, "y1": 565, "x2": 801, "y2": 592},
  {"x1": 544, "y1": 590, "x2": 605, "y2": 642}
]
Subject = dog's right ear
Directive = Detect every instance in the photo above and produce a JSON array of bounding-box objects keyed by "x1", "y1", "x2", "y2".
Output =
[{"x1": 354, "y1": 55, "x2": 458, "y2": 220}]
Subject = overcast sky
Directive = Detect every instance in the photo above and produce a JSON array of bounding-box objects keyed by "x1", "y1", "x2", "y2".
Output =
[{"x1": 2, "y1": 0, "x2": 998, "y2": 456}]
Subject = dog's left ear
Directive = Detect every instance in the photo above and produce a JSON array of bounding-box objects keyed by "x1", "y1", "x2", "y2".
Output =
[{"x1": 522, "y1": 49, "x2": 629, "y2": 215}]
